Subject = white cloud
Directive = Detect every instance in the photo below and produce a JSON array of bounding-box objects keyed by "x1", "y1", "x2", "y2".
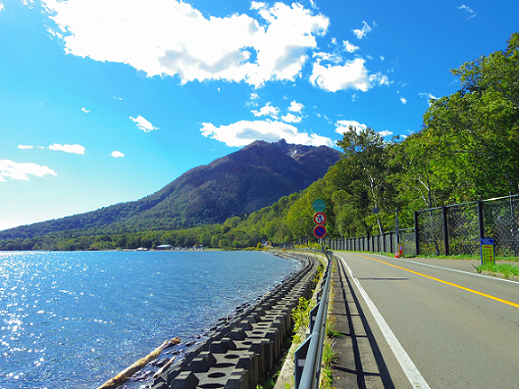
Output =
[
  {"x1": 343, "y1": 40, "x2": 359, "y2": 53},
  {"x1": 313, "y1": 51, "x2": 343, "y2": 65},
  {"x1": 82, "y1": 107, "x2": 90, "y2": 113},
  {"x1": 49, "y1": 143, "x2": 86, "y2": 154},
  {"x1": 130, "y1": 115, "x2": 158, "y2": 132},
  {"x1": 0, "y1": 160, "x2": 57, "y2": 181},
  {"x1": 310, "y1": 58, "x2": 370, "y2": 92},
  {"x1": 458, "y1": 4, "x2": 476, "y2": 19},
  {"x1": 281, "y1": 113, "x2": 302, "y2": 123},
  {"x1": 353, "y1": 21, "x2": 374, "y2": 39},
  {"x1": 201, "y1": 120, "x2": 333, "y2": 147},
  {"x1": 111, "y1": 151, "x2": 124, "y2": 158},
  {"x1": 419, "y1": 92, "x2": 438, "y2": 105},
  {"x1": 378, "y1": 130, "x2": 393, "y2": 137},
  {"x1": 400, "y1": 97, "x2": 407, "y2": 104},
  {"x1": 250, "y1": 2, "x2": 264, "y2": 10},
  {"x1": 252, "y1": 103, "x2": 279, "y2": 119},
  {"x1": 42, "y1": 0, "x2": 329, "y2": 87},
  {"x1": 335, "y1": 120, "x2": 368, "y2": 134},
  {"x1": 288, "y1": 100, "x2": 304, "y2": 113},
  {"x1": 335, "y1": 120, "x2": 392, "y2": 138},
  {"x1": 0, "y1": 2, "x2": 4, "y2": 14},
  {"x1": 370, "y1": 72, "x2": 391, "y2": 86},
  {"x1": 18, "y1": 145, "x2": 34, "y2": 150}
]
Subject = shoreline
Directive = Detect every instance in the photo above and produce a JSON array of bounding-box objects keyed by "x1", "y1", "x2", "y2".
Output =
[{"x1": 111, "y1": 250, "x2": 311, "y2": 389}]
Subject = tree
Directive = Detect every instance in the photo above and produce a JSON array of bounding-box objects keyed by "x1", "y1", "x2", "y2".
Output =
[
  {"x1": 423, "y1": 33, "x2": 519, "y2": 199},
  {"x1": 218, "y1": 238, "x2": 231, "y2": 249},
  {"x1": 336, "y1": 127, "x2": 393, "y2": 234}
]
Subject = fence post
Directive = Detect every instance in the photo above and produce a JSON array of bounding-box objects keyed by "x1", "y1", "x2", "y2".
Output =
[
  {"x1": 442, "y1": 207, "x2": 449, "y2": 256},
  {"x1": 478, "y1": 201, "x2": 485, "y2": 240},
  {"x1": 414, "y1": 211, "x2": 420, "y2": 256}
]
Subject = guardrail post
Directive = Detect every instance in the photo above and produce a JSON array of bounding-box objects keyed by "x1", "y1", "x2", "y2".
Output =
[
  {"x1": 309, "y1": 304, "x2": 319, "y2": 332},
  {"x1": 294, "y1": 336, "x2": 312, "y2": 389}
]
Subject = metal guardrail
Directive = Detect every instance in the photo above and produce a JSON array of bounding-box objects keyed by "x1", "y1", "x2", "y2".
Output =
[{"x1": 294, "y1": 245, "x2": 333, "y2": 389}]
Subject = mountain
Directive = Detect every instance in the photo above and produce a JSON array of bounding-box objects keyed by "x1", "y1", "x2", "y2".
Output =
[{"x1": 0, "y1": 139, "x2": 341, "y2": 239}]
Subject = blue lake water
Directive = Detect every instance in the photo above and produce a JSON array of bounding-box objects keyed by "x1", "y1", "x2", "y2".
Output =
[{"x1": 0, "y1": 250, "x2": 299, "y2": 389}]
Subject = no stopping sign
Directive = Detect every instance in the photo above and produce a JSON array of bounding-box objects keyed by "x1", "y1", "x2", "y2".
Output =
[{"x1": 313, "y1": 225, "x2": 327, "y2": 239}]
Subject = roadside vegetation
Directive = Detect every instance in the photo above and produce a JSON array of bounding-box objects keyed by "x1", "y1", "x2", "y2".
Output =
[{"x1": 476, "y1": 262, "x2": 519, "y2": 279}]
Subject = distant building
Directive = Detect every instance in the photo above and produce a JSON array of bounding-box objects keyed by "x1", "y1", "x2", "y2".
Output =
[{"x1": 156, "y1": 244, "x2": 173, "y2": 250}]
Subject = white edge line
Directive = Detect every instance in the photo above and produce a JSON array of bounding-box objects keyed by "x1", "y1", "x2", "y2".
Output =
[{"x1": 340, "y1": 256, "x2": 431, "y2": 389}]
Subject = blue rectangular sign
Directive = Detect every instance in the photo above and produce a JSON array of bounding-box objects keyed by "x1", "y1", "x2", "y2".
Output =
[{"x1": 480, "y1": 238, "x2": 495, "y2": 245}]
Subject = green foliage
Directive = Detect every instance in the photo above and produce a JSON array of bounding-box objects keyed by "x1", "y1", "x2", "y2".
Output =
[
  {"x1": 320, "y1": 337, "x2": 337, "y2": 389},
  {"x1": 421, "y1": 32, "x2": 519, "y2": 200},
  {"x1": 476, "y1": 263, "x2": 519, "y2": 278},
  {"x1": 291, "y1": 297, "x2": 312, "y2": 344}
]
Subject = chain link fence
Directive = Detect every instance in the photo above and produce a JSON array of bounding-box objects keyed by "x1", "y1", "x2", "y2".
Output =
[
  {"x1": 416, "y1": 195, "x2": 518, "y2": 257},
  {"x1": 318, "y1": 194, "x2": 518, "y2": 258},
  {"x1": 483, "y1": 196, "x2": 519, "y2": 256}
]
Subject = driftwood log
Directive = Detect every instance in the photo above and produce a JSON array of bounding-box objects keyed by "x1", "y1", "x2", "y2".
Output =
[
  {"x1": 96, "y1": 336, "x2": 181, "y2": 389},
  {"x1": 153, "y1": 356, "x2": 176, "y2": 379}
]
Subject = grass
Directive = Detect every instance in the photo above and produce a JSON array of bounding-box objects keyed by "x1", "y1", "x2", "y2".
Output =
[
  {"x1": 476, "y1": 262, "x2": 519, "y2": 279},
  {"x1": 325, "y1": 319, "x2": 342, "y2": 339},
  {"x1": 321, "y1": 320, "x2": 339, "y2": 389}
]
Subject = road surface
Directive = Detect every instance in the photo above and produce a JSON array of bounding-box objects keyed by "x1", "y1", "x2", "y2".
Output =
[{"x1": 330, "y1": 251, "x2": 519, "y2": 389}]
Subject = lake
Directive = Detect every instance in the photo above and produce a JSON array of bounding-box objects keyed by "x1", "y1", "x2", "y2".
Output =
[{"x1": 0, "y1": 250, "x2": 300, "y2": 389}]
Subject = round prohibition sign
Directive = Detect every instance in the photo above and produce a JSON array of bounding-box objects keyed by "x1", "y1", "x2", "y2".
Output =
[
  {"x1": 313, "y1": 212, "x2": 327, "y2": 225},
  {"x1": 314, "y1": 225, "x2": 327, "y2": 239}
]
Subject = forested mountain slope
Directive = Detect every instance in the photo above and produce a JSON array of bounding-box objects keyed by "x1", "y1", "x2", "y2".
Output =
[{"x1": 0, "y1": 139, "x2": 340, "y2": 240}]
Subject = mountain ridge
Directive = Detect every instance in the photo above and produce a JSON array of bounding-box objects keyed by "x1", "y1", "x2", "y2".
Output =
[{"x1": 0, "y1": 139, "x2": 341, "y2": 240}]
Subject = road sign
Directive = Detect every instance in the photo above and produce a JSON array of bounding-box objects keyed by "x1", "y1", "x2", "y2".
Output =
[
  {"x1": 372, "y1": 207, "x2": 380, "y2": 215},
  {"x1": 313, "y1": 225, "x2": 327, "y2": 239},
  {"x1": 313, "y1": 212, "x2": 326, "y2": 225},
  {"x1": 312, "y1": 199, "x2": 326, "y2": 212},
  {"x1": 481, "y1": 238, "x2": 495, "y2": 265},
  {"x1": 481, "y1": 238, "x2": 495, "y2": 245}
]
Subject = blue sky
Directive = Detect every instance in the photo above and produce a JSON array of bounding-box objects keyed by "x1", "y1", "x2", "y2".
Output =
[{"x1": 1, "y1": 0, "x2": 518, "y2": 231}]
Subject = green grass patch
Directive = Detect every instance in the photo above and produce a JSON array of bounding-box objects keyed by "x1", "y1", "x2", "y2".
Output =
[
  {"x1": 476, "y1": 262, "x2": 519, "y2": 278},
  {"x1": 320, "y1": 338, "x2": 336, "y2": 389}
]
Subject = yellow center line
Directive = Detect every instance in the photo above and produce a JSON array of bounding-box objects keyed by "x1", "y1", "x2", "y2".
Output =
[{"x1": 353, "y1": 253, "x2": 519, "y2": 309}]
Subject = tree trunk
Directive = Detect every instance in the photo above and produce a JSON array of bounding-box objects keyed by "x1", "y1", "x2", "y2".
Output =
[{"x1": 96, "y1": 337, "x2": 181, "y2": 389}]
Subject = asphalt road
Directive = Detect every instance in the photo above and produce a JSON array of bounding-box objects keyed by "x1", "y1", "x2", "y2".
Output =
[{"x1": 331, "y1": 252, "x2": 519, "y2": 389}]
